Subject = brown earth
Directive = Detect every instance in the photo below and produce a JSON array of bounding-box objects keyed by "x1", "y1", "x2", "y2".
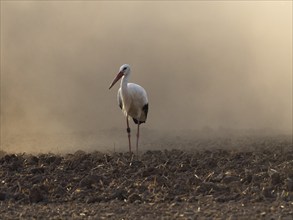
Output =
[{"x1": 0, "y1": 135, "x2": 292, "y2": 219}]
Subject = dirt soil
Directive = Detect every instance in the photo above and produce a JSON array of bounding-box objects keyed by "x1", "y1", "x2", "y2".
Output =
[{"x1": 0, "y1": 135, "x2": 292, "y2": 219}]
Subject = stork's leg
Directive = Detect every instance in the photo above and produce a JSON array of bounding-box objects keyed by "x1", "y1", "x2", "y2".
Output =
[
  {"x1": 126, "y1": 116, "x2": 131, "y2": 153},
  {"x1": 136, "y1": 123, "x2": 140, "y2": 155}
]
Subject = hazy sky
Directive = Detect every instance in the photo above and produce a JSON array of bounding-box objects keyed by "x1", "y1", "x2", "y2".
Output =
[{"x1": 1, "y1": 1, "x2": 292, "y2": 141}]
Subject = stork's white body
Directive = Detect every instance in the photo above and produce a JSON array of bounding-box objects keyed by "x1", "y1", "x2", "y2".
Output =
[
  {"x1": 118, "y1": 81, "x2": 148, "y2": 123},
  {"x1": 109, "y1": 64, "x2": 149, "y2": 154}
]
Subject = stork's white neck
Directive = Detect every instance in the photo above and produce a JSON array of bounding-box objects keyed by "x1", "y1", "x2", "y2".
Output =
[{"x1": 120, "y1": 74, "x2": 129, "y2": 90}]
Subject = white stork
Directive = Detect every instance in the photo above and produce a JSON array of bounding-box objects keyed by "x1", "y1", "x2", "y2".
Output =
[{"x1": 109, "y1": 64, "x2": 149, "y2": 154}]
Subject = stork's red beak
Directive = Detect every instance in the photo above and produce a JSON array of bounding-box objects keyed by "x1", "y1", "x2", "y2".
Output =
[{"x1": 109, "y1": 71, "x2": 124, "y2": 89}]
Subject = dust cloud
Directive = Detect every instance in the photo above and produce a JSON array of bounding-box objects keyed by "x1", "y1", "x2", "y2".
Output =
[{"x1": 1, "y1": 1, "x2": 292, "y2": 153}]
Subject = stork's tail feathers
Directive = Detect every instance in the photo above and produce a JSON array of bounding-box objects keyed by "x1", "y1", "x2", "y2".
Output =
[
  {"x1": 132, "y1": 118, "x2": 145, "y2": 124},
  {"x1": 132, "y1": 103, "x2": 148, "y2": 124}
]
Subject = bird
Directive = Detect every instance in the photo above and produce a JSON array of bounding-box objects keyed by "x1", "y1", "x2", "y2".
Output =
[{"x1": 109, "y1": 64, "x2": 149, "y2": 155}]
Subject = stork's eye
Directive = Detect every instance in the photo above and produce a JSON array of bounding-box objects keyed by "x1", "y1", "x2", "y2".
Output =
[{"x1": 123, "y1": 67, "x2": 127, "y2": 70}]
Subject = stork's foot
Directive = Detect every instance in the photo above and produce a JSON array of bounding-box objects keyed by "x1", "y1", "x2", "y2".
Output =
[{"x1": 124, "y1": 151, "x2": 135, "y2": 162}]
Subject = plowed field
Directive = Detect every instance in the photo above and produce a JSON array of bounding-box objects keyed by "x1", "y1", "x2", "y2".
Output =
[{"x1": 0, "y1": 135, "x2": 292, "y2": 219}]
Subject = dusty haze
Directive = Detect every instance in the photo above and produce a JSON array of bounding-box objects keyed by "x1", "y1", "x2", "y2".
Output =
[{"x1": 1, "y1": 2, "x2": 292, "y2": 153}]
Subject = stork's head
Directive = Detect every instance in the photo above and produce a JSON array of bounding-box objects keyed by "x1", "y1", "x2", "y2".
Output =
[
  {"x1": 109, "y1": 64, "x2": 131, "y2": 89},
  {"x1": 119, "y1": 64, "x2": 131, "y2": 76}
]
